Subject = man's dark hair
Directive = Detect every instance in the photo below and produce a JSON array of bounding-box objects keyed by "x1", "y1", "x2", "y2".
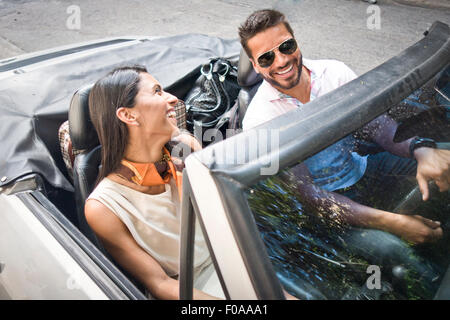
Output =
[{"x1": 238, "y1": 9, "x2": 294, "y2": 59}]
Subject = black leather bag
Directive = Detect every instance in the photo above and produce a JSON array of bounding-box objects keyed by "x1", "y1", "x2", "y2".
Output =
[{"x1": 185, "y1": 58, "x2": 240, "y2": 145}]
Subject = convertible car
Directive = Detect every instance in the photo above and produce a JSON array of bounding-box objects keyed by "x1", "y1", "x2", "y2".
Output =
[{"x1": 0, "y1": 21, "x2": 449, "y2": 300}]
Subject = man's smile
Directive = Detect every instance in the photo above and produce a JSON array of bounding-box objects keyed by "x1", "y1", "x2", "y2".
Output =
[{"x1": 274, "y1": 64, "x2": 294, "y2": 77}]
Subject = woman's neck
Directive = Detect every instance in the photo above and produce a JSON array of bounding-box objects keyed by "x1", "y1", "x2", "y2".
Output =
[{"x1": 123, "y1": 133, "x2": 168, "y2": 163}]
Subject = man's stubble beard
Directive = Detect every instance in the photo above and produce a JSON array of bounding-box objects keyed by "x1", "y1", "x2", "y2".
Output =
[{"x1": 265, "y1": 55, "x2": 303, "y2": 91}]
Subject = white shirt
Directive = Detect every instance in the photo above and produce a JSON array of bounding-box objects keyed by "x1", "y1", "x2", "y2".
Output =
[
  {"x1": 242, "y1": 59, "x2": 368, "y2": 192},
  {"x1": 88, "y1": 178, "x2": 225, "y2": 298},
  {"x1": 88, "y1": 178, "x2": 209, "y2": 276},
  {"x1": 242, "y1": 58, "x2": 357, "y2": 130}
]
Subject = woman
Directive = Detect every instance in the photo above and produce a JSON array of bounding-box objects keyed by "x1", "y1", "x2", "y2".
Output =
[{"x1": 85, "y1": 65, "x2": 221, "y2": 299}]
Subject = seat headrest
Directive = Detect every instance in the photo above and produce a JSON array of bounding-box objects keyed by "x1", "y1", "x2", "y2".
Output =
[
  {"x1": 68, "y1": 83, "x2": 99, "y2": 151},
  {"x1": 237, "y1": 48, "x2": 262, "y2": 88}
]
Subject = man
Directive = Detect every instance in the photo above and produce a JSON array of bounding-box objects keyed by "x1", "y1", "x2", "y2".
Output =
[{"x1": 238, "y1": 9, "x2": 450, "y2": 245}]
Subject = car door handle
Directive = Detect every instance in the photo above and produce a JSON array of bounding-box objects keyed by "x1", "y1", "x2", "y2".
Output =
[{"x1": 0, "y1": 262, "x2": 5, "y2": 274}]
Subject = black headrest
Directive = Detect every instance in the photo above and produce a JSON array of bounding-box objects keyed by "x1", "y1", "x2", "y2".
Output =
[
  {"x1": 68, "y1": 83, "x2": 99, "y2": 151},
  {"x1": 237, "y1": 48, "x2": 262, "y2": 88}
]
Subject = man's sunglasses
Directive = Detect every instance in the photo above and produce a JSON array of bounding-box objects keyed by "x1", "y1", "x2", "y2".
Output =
[{"x1": 256, "y1": 38, "x2": 298, "y2": 68}]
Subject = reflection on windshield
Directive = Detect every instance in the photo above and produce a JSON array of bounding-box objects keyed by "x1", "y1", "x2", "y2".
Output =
[
  {"x1": 246, "y1": 71, "x2": 450, "y2": 300},
  {"x1": 390, "y1": 66, "x2": 449, "y2": 142},
  {"x1": 435, "y1": 66, "x2": 450, "y2": 105},
  {"x1": 248, "y1": 173, "x2": 449, "y2": 300}
]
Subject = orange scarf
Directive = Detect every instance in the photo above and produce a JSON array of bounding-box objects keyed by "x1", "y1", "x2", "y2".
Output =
[{"x1": 119, "y1": 148, "x2": 184, "y2": 200}]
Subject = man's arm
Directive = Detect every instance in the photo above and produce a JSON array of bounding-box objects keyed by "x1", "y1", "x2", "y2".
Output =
[
  {"x1": 284, "y1": 163, "x2": 443, "y2": 244},
  {"x1": 361, "y1": 114, "x2": 450, "y2": 200},
  {"x1": 360, "y1": 114, "x2": 412, "y2": 157}
]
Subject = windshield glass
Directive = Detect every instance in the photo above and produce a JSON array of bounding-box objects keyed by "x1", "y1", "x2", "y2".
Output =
[{"x1": 245, "y1": 67, "x2": 450, "y2": 300}]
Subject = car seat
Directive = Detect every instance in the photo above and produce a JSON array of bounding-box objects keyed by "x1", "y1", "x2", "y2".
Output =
[
  {"x1": 228, "y1": 49, "x2": 262, "y2": 130},
  {"x1": 68, "y1": 83, "x2": 104, "y2": 248}
]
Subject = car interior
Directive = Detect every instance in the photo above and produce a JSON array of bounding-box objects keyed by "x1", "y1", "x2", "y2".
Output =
[{"x1": 59, "y1": 47, "x2": 449, "y2": 299}]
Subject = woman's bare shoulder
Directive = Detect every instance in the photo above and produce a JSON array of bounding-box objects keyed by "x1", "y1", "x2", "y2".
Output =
[{"x1": 85, "y1": 199, "x2": 126, "y2": 239}]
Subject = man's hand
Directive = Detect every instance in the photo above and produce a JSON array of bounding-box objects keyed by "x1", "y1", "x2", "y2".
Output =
[
  {"x1": 387, "y1": 213, "x2": 443, "y2": 245},
  {"x1": 171, "y1": 132, "x2": 202, "y2": 152},
  {"x1": 414, "y1": 147, "x2": 450, "y2": 201}
]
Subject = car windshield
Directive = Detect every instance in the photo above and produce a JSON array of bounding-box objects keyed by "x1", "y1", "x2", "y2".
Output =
[{"x1": 245, "y1": 66, "x2": 450, "y2": 300}]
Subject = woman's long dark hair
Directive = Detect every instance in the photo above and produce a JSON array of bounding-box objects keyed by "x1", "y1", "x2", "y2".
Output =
[{"x1": 89, "y1": 65, "x2": 147, "y2": 184}]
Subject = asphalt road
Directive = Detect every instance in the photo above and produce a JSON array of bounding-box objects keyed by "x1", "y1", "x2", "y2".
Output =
[{"x1": 0, "y1": 0, "x2": 449, "y2": 75}]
